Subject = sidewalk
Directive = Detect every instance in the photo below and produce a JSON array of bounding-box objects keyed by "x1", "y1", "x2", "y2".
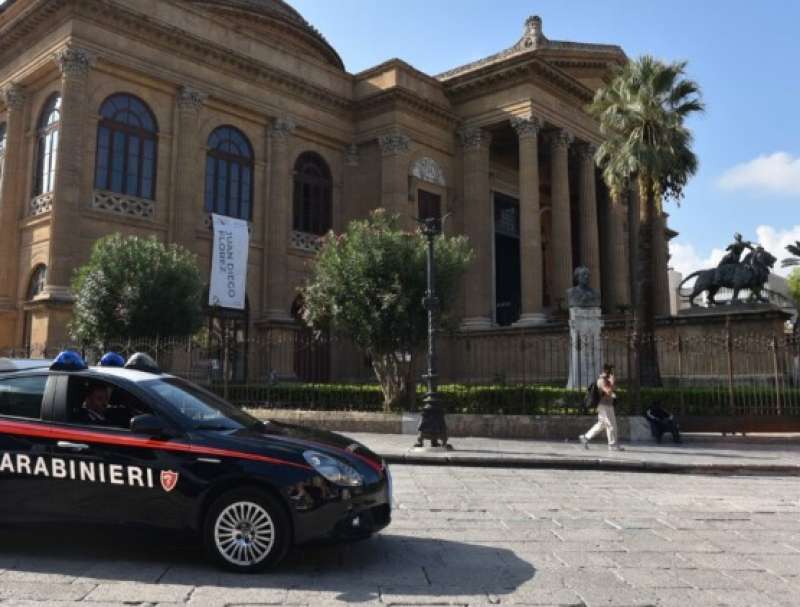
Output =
[{"x1": 348, "y1": 432, "x2": 800, "y2": 475}]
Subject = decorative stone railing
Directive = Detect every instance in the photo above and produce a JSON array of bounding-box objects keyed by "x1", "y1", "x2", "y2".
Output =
[
  {"x1": 203, "y1": 214, "x2": 253, "y2": 236},
  {"x1": 91, "y1": 190, "x2": 154, "y2": 219},
  {"x1": 290, "y1": 230, "x2": 323, "y2": 253},
  {"x1": 29, "y1": 192, "x2": 53, "y2": 216}
]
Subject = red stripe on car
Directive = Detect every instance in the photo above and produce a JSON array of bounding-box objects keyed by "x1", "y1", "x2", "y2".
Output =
[{"x1": 0, "y1": 419, "x2": 311, "y2": 470}]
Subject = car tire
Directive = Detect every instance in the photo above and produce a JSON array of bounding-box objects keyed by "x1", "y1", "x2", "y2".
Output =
[{"x1": 203, "y1": 487, "x2": 291, "y2": 572}]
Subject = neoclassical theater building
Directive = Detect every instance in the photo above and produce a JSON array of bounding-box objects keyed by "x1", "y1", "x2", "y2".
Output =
[{"x1": 0, "y1": 0, "x2": 673, "y2": 376}]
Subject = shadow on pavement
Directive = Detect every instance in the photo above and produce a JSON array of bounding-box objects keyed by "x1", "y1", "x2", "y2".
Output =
[{"x1": 0, "y1": 525, "x2": 536, "y2": 601}]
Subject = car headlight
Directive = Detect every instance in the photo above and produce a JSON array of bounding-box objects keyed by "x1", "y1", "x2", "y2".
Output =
[{"x1": 303, "y1": 450, "x2": 363, "y2": 487}]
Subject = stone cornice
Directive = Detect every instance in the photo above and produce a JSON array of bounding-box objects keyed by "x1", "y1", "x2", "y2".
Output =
[
  {"x1": 442, "y1": 55, "x2": 596, "y2": 107},
  {"x1": 355, "y1": 87, "x2": 458, "y2": 131},
  {"x1": 0, "y1": 0, "x2": 70, "y2": 66},
  {"x1": 67, "y1": 0, "x2": 353, "y2": 116}
]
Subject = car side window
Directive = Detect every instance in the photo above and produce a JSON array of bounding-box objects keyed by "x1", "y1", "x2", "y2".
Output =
[
  {"x1": 66, "y1": 377, "x2": 152, "y2": 430},
  {"x1": 0, "y1": 376, "x2": 47, "y2": 420}
]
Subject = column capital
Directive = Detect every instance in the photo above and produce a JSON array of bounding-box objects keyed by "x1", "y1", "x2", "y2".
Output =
[
  {"x1": 510, "y1": 115, "x2": 542, "y2": 139},
  {"x1": 2, "y1": 83, "x2": 26, "y2": 111},
  {"x1": 54, "y1": 46, "x2": 93, "y2": 79},
  {"x1": 270, "y1": 117, "x2": 296, "y2": 141},
  {"x1": 576, "y1": 142, "x2": 598, "y2": 161},
  {"x1": 548, "y1": 128, "x2": 574, "y2": 149},
  {"x1": 457, "y1": 126, "x2": 491, "y2": 151},
  {"x1": 378, "y1": 132, "x2": 410, "y2": 156},
  {"x1": 345, "y1": 143, "x2": 359, "y2": 167},
  {"x1": 176, "y1": 86, "x2": 207, "y2": 111}
]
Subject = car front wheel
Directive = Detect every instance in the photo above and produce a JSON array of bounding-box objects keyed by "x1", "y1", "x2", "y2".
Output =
[{"x1": 203, "y1": 487, "x2": 290, "y2": 572}]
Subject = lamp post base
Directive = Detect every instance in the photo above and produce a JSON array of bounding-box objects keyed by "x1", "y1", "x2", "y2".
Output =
[{"x1": 414, "y1": 395, "x2": 451, "y2": 449}]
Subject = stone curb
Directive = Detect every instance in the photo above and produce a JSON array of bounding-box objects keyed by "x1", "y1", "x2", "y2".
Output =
[{"x1": 380, "y1": 453, "x2": 800, "y2": 476}]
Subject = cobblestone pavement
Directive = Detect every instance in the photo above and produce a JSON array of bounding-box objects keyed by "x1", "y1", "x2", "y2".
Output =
[{"x1": 1, "y1": 467, "x2": 799, "y2": 606}]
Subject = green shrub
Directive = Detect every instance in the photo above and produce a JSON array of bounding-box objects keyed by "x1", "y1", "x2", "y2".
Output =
[{"x1": 216, "y1": 382, "x2": 800, "y2": 416}]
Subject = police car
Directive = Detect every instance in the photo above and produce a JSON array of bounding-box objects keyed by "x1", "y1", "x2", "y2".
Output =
[{"x1": 0, "y1": 352, "x2": 391, "y2": 572}]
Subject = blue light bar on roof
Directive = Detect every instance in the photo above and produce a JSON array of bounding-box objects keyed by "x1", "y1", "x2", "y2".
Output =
[
  {"x1": 99, "y1": 352, "x2": 125, "y2": 367},
  {"x1": 50, "y1": 351, "x2": 88, "y2": 372}
]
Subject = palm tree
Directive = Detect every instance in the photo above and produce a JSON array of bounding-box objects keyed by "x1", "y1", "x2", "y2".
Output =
[
  {"x1": 783, "y1": 241, "x2": 800, "y2": 268},
  {"x1": 589, "y1": 56, "x2": 704, "y2": 394}
]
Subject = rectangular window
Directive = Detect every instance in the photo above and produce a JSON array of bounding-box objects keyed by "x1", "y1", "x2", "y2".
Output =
[
  {"x1": 0, "y1": 376, "x2": 47, "y2": 420},
  {"x1": 418, "y1": 190, "x2": 442, "y2": 221}
]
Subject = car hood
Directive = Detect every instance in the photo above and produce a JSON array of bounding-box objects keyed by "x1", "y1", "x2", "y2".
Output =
[{"x1": 196, "y1": 420, "x2": 384, "y2": 475}]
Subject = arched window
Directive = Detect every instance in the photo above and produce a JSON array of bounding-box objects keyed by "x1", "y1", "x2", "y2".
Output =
[
  {"x1": 204, "y1": 126, "x2": 254, "y2": 221},
  {"x1": 22, "y1": 265, "x2": 47, "y2": 354},
  {"x1": 95, "y1": 94, "x2": 158, "y2": 200},
  {"x1": 0, "y1": 122, "x2": 6, "y2": 186},
  {"x1": 34, "y1": 94, "x2": 61, "y2": 196},
  {"x1": 293, "y1": 152, "x2": 332, "y2": 235},
  {"x1": 27, "y1": 265, "x2": 47, "y2": 300}
]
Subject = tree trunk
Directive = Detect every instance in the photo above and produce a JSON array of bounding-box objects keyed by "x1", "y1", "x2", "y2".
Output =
[
  {"x1": 635, "y1": 177, "x2": 662, "y2": 392},
  {"x1": 372, "y1": 351, "x2": 416, "y2": 412}
]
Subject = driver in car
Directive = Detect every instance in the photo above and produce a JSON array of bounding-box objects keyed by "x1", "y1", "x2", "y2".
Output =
[{"x1": 76, "y1": 383, "x2": 112, "y2": 425}]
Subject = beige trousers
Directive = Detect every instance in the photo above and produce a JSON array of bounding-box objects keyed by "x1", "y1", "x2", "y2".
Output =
[{"x1": 585, "y1": 403, "x2": 618, "y2": 446}]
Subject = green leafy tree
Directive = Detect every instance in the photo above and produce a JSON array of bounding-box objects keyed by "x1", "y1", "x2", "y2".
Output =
[
  {"x1": 70, "y1": 234, "x2": 204, "y2": 345},
  {"x1": 301, "y1": 210, "x2": 473, "y2": 411},
  {"x1": 589, "y1": 55, "x2": 704, "y2": 394},
  {"x1": 789, "y1": 268, "x2": 800, "y2": 307}
]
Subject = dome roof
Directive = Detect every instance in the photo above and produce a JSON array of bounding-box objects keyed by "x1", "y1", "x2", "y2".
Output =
[{"x1": 190, "y1": 0, "x2": 344, "y2": 70}]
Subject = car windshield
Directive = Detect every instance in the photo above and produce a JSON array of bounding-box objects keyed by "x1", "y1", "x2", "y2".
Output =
[{"x1": 145, "y1": 377, "x2": 260, "y2": 431}]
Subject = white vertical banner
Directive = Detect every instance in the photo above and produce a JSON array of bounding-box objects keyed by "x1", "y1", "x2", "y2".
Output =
[{"x1": 209, "y1": 213, "x2": 250, "y2": 310}]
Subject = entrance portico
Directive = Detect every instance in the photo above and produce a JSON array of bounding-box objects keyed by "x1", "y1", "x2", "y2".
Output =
[{"x1": 457, "y1": 110, "x2": 611, "y2": 329}]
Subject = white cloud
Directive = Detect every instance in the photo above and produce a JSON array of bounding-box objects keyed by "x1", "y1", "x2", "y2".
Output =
[
  {"x1": 668, "y1": 241, "x2": 725, "y2": 278},
  {"x1": 718, "y1": 152, "x2": 800, "y2": 195},
  {"x1": 755, "y1": 224, "x2": 800, "y2": 277}
]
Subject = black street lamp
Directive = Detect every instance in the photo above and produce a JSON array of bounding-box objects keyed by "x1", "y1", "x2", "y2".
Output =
[{"x1": 414, "y1": 215, "x2": 451, "y2": 450}]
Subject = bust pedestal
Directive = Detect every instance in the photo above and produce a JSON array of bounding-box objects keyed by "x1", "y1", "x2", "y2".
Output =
[{"x1": 567, "y1": 306, "x2": 603, "y2": 389}]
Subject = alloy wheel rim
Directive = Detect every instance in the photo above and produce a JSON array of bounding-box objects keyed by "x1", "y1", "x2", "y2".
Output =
[{"x1": 214, "y1": 501, "x2": 275, "y2": 566}]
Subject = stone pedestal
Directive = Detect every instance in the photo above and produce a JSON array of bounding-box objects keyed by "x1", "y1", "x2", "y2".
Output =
[{"x1": 567, "y1": 306, "x2": 603, "y2": 389}]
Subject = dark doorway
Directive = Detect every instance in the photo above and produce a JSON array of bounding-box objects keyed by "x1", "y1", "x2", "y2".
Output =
[{"x1": 494, "y1": 193, "x2": 521, "y2": 327}]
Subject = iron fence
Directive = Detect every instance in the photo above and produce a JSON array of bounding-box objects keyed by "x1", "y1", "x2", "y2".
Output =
[{"x1": 3, "y1": 329, "x2": 799, "y2": 418}]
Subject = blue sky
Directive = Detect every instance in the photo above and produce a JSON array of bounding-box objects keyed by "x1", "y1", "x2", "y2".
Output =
[{"x1": 292, "y1": 0, "x2": 800, "y2": 276}]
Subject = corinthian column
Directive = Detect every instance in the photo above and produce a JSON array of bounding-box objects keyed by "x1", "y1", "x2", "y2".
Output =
[
  {"x1": 0, "y1": 84, "x2": 26, "y2": 342},
  {"x1": 652, "y1": 210, "x2": 671, "y2": 316},
  {"x1": 46, "y1": 46, "x2": 93, "y2": 302},
  {"x1": 577, "y1": 143, "x2": 601, "y2": 292},
  {"x1": 549, "y1": 129, "x2": 574, "y2": 311},
  {"x1": 265, "y1": 117, "x2": 295, "y2": 323},
  {"x1": 378, "y1": 132, "x2": 410, "y2": 224},
  {"x1": 459, "y1": 126, "x2": 493, "y2": 330},
  {"x1": 173, "y1": 86, "x2": 207, "y2": 246},
  {"x1": 511, "y1": 115, "x2": 545, "y2": 326}
]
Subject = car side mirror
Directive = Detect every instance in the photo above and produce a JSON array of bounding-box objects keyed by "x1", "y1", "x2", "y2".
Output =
[{"x1": 130, "y1": 414, "x2": 174, "y2": 438}]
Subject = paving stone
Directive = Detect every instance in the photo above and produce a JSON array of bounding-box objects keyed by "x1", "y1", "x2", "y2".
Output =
[
  {"x1": 0, "y1": 582, "x2": 96, "y2": 602},
  {"x1": 83, "y1": 582, "x2": 192, "y2": 603}
]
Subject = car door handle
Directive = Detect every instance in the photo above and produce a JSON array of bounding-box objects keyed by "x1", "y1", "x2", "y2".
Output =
[{"x1": 56, "y1": 441, "x2": 90, "y2": 452}]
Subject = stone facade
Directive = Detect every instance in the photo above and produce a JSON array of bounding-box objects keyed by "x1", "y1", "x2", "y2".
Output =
[{"x1": 0, "y1": 0, "x2": 673, "y2": 378}]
